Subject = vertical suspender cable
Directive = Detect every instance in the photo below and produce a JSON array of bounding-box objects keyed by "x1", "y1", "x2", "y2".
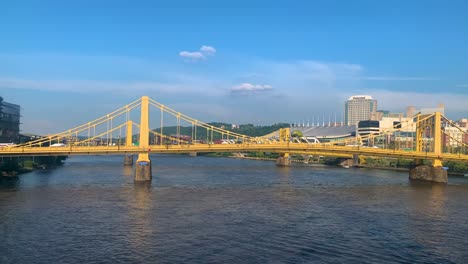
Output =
[
  {"x1": 119, "y1": 125, "x2": 122, "y2": 146},
  {"x1": 160, "y1": 106, "x2": 164, "y2": 145},
  {"x1": 177, "y1": 114, "x2": 180, "y2": 144},
  {"x1": 191, "y1": 122, "x2": 194, "y2": 143},
  {"x1": 106, "y1": 115, "x2": 110, "y2": 146},
  {"x1": 110, "y1": 117, "x2": 113, "y2": 146}
]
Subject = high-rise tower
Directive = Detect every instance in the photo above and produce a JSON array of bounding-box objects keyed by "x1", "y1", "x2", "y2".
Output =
[{"x1": 344, "y1": 95, "x2": 377, "y2": 126}]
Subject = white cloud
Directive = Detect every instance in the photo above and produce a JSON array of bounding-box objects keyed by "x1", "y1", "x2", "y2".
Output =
[
  {"x1": 200, "y1": 45, "x2": 216, "y2": 55},
  {"x1": 179, "y1": 45, "x2": 216, "y2": 61},
  {"x1": 231, "y1": 83, "x2": 273, "y2": 93},
  {"x1": 3, "y1": 51, "x2": 467, "y2": 132},
  {"x1": 179, "y1": 51, "x2": 205, "y2": 60},
  {"x1": 249, "y1": 60, "x2": 364, "y2": 95}
]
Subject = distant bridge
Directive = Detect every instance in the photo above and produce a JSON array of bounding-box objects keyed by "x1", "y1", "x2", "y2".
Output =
[{"x1": 1, "y1": 96, "x2": 467, "y2": 183}]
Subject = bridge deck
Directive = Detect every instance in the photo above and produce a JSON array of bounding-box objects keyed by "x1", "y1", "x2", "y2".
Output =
[{"x1": 1, "y1": 143, "x2": 467, "y2": 162}]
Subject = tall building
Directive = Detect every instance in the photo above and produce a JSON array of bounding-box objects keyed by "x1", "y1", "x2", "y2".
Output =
[
  {"x1": 344, "y1": 95, "x2": 377, "y2": 126},
  {"x1": 0, "y1": 97, "x2": 21, "y2": 143},
  {"x1": 443, "y1": 126, "x2": 467, "y2": 147},
  {"x1": 406, "y1": 106, "x2": 416, "y2": 118},
  {"x1": 457, "y1": 118, "x2": 468, "y2": 129}
]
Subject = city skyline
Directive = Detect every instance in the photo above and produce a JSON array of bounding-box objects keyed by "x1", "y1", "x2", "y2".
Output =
[{"x1": 1, "y1": 1, "x2": 468, "y2": 134}]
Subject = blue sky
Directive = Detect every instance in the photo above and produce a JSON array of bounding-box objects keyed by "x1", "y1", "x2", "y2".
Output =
[{"x1": 1, "y1": 0, "x2": 467, "y2": 134}]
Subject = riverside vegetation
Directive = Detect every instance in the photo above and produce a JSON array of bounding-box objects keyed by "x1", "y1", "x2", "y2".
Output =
[{"x1": 0, "y1": 156, "x2": 67, "y2": 177}]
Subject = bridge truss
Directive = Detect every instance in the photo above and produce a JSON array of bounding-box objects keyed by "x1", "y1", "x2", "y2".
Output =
[{"x1": 0, "y1": 96, "x2": 467, "y2": 165}]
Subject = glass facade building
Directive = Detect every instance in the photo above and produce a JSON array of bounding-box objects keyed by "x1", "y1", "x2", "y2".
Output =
[{"x1": 0, "y1": 97, "x2": 21, "y2": 143}]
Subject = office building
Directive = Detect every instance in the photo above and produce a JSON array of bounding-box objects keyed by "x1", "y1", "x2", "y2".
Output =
[
  {"x1": 406, "y1": 106, "x2": 416, "y2": 118},
  {"x1": 0, "y1": 97, "x2": 21, "y2": 143},
  {"x1": 344, "y1": 95, "x2": 377, "y2": 126}
]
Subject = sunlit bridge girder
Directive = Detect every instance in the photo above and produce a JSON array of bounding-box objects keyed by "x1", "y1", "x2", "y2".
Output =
[{"x1": 0, "y1": 96, "x2": 467, "y2": 164}]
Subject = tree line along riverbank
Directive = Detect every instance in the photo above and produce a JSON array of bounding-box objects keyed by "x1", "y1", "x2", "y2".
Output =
[
  {"x1": 0, "y1": 156, "x2": 67, "y2": 177},
  {"x1": 203, "y1": 152, "x2": 468, "y2": 175}
]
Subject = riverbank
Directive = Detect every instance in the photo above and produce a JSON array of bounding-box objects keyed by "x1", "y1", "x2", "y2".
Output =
[
  {"x1": 225, "y1": 154, "x2": 468, "y2": 176},
  {"x1": 0, "y1": 156, "x2": 67, "y2": 178}
]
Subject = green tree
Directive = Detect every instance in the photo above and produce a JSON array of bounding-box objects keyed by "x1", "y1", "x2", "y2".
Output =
[{"x1": 291, "y1": 130, "x2": 303, "y2": 138}]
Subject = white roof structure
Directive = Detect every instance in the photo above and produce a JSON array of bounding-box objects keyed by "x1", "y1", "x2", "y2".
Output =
[{"x1": 348, "y1": 95, "x2": 373, "y2": 100}]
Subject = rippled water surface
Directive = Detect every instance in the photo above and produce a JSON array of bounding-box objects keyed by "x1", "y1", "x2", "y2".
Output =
[{"x1": 1, "y1": 155, "x2": 468, "y2": 263}]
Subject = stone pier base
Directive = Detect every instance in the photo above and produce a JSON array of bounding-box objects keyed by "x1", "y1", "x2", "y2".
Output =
[
  {"x1": 340, "y1": 159, "x2": 354, "y2": 168},
  {"x1": 135, "y1": 161, "x2": 152, "y2": 182},
  {"x1": 123, "y1": 155, "x2": 134, "y2": 166},
  {"x1": 189, "y1": 152, "x2": 197, "y2": 157},
  {"x1": 352, "y1": 154, "x2": 360, "y2": 167},
  {"x1": 276, "y1": 156, "x2": 291, "y2": 166},
  {"x1": 409, "y1": 165, "x2": 447, "y2": 183}
]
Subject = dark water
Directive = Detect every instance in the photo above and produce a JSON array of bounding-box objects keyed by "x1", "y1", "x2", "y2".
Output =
[{"x1": 1, "y1": 155, "x2": 468, "y2": 264}]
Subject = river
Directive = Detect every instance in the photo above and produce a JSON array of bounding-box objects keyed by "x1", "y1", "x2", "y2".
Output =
[{"x1": 1, "y1": 155, "x2": 467, "y2": 263}]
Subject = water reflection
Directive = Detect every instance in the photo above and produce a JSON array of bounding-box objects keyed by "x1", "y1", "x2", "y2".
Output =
[
  {"x1": 33, "y1": 169, "x2": 55, "y2": 187},
  {"x1": 429, "y1": 183, "x2": 448, "y2": 220},
  {"x1": 407, "y1": 181, "x2": 449, "y2": 258},
  {"x1": 277, "y1": 166, "x2": 291, "y2": 182},
  {"x1": 133, "y1": 182, "x2": 152, "y2": 209},
  {"x1": 126, "y1": 182, "x2": 153, "y2": 255},
  {"x1": 409, "y1": 181, "x2": 448, "y2": 220},
  {"x1": 122, "y1": 165, "x2": 133, "y2": 177},
  {"x1": 275, "y1": 166, "x2": 298, "y2": 204},
  {"x1": 0, "y1": 176, "x2": 19, "y2": 190},
  {"x1": 2, "y1": 156, "x2": 468, "y2": 264}
]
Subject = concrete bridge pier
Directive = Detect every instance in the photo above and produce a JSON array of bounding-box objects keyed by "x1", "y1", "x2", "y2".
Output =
[
  {"x1": 124, "y1": 155, "x2": 134, "y2": 166},
  {"x1": 189, "y1": 152, "x2": 197, "y2": 157},
  {"x1": 409, "y1": 164, "x2": 447, "y2": 183},
  {"x1": 409, "y1": 112, "x2": 447, "y2": 183},
  {"x1": 135, "y1": 154, "x2": 152, "y2": 182},
  {"x1": 352, "y1": 154, "x2": 360, "y2": 167},
  {"x1": 276, "y1": 153, "x2": 291, "y2": 166}
]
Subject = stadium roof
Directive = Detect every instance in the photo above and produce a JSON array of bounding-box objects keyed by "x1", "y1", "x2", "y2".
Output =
[{"x1": 294, "y1": 126, "x2": 356, "y2": 139}]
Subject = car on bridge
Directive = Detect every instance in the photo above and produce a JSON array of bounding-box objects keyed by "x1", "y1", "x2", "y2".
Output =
[
  {"x1": 50, "y1": 143, "x2": 66, "y2": 147},
  {"x1": 0, "y1": 143, "x2": 16, "y2": 148}
]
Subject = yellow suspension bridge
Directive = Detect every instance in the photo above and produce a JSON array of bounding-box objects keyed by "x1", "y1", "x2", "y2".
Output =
[{"x1": 1, "y1": 96, "x2": 467, "y2": 183}]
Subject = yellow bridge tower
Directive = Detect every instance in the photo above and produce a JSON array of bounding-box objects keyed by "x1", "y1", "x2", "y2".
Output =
[
  {"x1": 134, "y1": 96, "x2": 152, "y2": 181},
  {"x1": 276, "y1": 127, "x2": 291, "y2": 166},
  {"x1": 410, "y1": 112, "x2": 447, "y2": 182}
]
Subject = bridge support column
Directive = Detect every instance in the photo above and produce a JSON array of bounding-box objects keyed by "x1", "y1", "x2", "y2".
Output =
[
  {"x1": 135, "y1": 154, "x2": 152, "y2": 182},
  {"x1": 124, "y1": 155, "x2": 133, "y2": 166},
  {"x1": 276, "y1": 153, "x2": 291, "y2": 166},
  {"x1": 409, "y1": 165, "x2": 447, "y2": 183},
  {"x1": 352, "y1": 154, "x2": 360, "y2": 167},
  {"x1": 410, "y1": 112, "x2": 447, "y2": 183},
  {"x1": 134, "y1": 96, "x2": 152, "y2": 182},
  {"x1": 189, "y1": 152, "x2": 197, "y2": 157}
]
